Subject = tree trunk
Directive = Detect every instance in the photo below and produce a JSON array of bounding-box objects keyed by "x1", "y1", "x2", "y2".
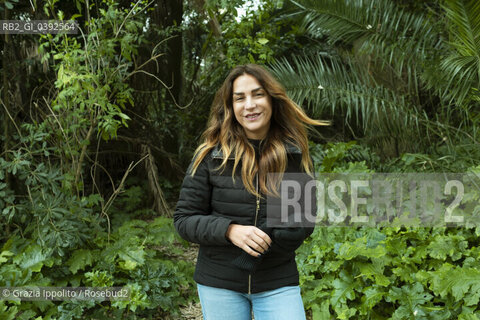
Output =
[
  {"x1": 3, "y1": 5, "x2": 11, "y2": 237},
  {"x1": 154, "y1": 0, "x2": 184, "y2": 104}
]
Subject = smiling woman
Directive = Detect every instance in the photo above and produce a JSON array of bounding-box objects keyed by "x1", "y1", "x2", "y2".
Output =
[
  {"x1": 174, "y1": 64, "x2": 328, "y2": 320},
  {"x1": 232, "y1": 74, "x2": 273, "y2": 140}
]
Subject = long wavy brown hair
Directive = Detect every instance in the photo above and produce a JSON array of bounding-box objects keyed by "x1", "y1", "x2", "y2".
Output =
[{"x1": 191, "y1": 64, "x2": 329, "y2": 196}]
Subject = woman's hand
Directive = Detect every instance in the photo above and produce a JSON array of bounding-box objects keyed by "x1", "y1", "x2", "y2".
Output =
[{"x1": 226, "y1": 224, "x2": 272, "y2": 257}]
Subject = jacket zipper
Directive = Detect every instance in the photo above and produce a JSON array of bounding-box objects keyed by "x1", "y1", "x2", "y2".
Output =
[{"x1": 248, "y1": 174, "x2": 260, "y2": 294}]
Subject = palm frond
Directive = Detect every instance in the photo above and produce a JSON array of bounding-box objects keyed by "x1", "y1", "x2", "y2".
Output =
[
  {"x1": 436, "y1": 0, "x2": 480, "y2": 105},
  {"x1": 291, "y1": 0, "x2": 442, "y2": 75},
  {"x1": 269, "y1": 54, "x2": 424, "y2": 151},
  {"x1": 276, "y1": 0, "x2": 480, "y2": 156}
]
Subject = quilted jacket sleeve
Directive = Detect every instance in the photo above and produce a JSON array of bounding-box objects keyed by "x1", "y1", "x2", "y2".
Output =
[
  {"x1": 268, "y1": 156, "x2": 317, "y2": 254},
  {"x1": 174, "y1": 155, "x2": 233, "y2": 245}
]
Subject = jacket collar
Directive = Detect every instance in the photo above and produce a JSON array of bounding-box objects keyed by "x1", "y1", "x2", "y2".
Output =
[{"x1": 211, "y1": 142, "x2": 302, "y2": 159}]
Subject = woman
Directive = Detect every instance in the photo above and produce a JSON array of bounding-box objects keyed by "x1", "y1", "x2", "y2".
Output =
[{"x1": 174, "y1": 64, "x2": 327, "y2": 319}]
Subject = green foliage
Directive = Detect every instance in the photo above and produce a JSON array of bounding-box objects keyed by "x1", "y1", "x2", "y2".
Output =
[
  {"x1": 88, "y1": 217, "x2": 195, "y2": 316},
  {"x1": 271, "y1": 53, "x2": 425, "y2": 154},
  {"x1": 299, "y1": 142, "x2": 480, "y2": 319},
  {"x1": 0, "y1": 216, "x2": 195, "y2": 318},
  {"x1": 220, "y1": 1, "x2": 300, "y2": 67},
  {"x1": 0, "y1": 126, "x2": 100, "y2": 257},
  {"x1": 40, "y1": 1, "x2": 138, "y2": 142},
  {"x1": 430, "y1": 0, "x2": 480, "y2": 106},
  {"x1": 1, "y1": 0, "x2": 19, "y2": 11},
  {"x1": 294, "y1": 0, "x2": 440, "y2": 69},
  {"x1": 0, "y1": 1, "x2": 195, "y2": 318},
  {"x1": 270, "y1": 0, "x2": 480, "y2": 160},
  {"x1": 299, "y1": 225, "x2": 480, "y2": 319},
  {"x1": 0, "y1": 122, "x2": 195, "y2": 317},
  {"x1": 310, "y1": 141, "x2": 379, "y2": 173}
]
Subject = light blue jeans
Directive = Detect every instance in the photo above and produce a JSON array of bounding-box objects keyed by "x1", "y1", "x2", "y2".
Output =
[{"x1": 196, "y1": 283, "x2": 307, "y2": 320}]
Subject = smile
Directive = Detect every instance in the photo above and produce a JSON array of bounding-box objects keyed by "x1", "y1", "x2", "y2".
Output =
[{"x1": 245, "y1": 113, "x2": 261, "y2": 120}]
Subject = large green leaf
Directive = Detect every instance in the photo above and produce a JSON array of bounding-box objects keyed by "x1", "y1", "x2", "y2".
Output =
[
  {"x1": 12, "y1": 244, "x2": 51, "y2": 273},
  {"x1": 67, "y1": 249, "x2": 94, "y2": 274},
  {"x1": 431, "y1": 265, "x2": 480, "y2": 306}
]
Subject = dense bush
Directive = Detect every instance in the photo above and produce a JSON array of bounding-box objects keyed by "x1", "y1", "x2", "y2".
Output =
[
  {"x1": 0, "y1": 120, "x2": 195, "y2": 318},
  {"x1": 297, "y1": 142, "x2": 480, "y2": 319},
  {"x1": 0, "y1": 2, "x2": 196, "y2": 319}
]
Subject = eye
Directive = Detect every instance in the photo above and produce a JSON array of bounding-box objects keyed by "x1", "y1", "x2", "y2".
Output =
[
  {"x1": 255, "y1": 92, "x2": 265, "y2": 97},
  {"x1": 234, "y1": 97, "x2": 244, "y2": 101}
]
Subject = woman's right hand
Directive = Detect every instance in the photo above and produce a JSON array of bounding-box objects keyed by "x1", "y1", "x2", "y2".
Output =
[{"x1": 225, "y1": 224, "x2": 272, "y2": 257}]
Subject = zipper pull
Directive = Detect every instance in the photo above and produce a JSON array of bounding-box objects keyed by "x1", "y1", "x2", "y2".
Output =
[{"x1": 256, "y1": 198, "x2": 260, "y2": 211}]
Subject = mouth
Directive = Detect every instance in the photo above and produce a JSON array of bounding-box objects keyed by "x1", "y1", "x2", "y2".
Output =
[{"x1": 245, "y1": 113, "x2": 261, "y2": 120}]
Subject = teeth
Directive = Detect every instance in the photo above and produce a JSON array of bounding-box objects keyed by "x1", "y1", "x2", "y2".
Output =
[{"x1": 247, "y1": 114, "x2": 259, "y2": 118}]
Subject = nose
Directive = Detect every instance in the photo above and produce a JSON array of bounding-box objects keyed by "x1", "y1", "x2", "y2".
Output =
[{"x1": 245, "y1": 96, "x2": 255, "y2": 110}]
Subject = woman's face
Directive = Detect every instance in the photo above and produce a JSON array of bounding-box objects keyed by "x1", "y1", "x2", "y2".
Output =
[{"x1": 232, "y1": 74, "x2": 272, "y2": 140}]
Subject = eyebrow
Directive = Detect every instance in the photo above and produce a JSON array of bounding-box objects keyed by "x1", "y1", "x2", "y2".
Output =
[{"x1": 233, "y1": 87, "x2": 264, "y2": 96}]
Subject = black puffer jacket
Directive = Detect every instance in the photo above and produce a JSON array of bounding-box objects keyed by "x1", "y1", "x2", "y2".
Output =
[{"x1": 174, "y1": 141, "x2": 315, "y2": 293}]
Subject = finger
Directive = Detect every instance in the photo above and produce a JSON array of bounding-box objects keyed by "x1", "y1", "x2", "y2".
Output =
[
  {"x1": 253, "y1": 229, "x2": 272, "y2": 247},
  {"x1": 243, "y1": 244, "x2": 261, "y2": 257},
  {"x1": 246, "y1": 237, "x2": 268, "y2": 253},
  {"x1": 255, "y1": 237, "x2": 270, "y2": 252},
  {"x1": 264, "y1": 234, "x2": 272, "y2": 247}
]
